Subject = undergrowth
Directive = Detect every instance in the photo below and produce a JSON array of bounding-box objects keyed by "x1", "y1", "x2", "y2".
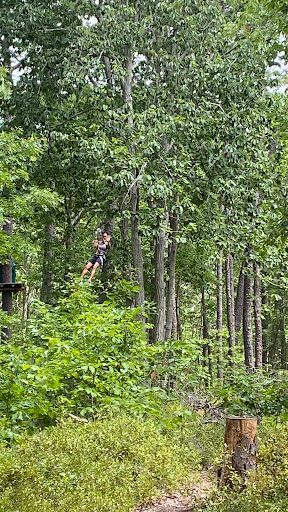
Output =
[{"x1": 0, "y1": 411, "x2": 223, "y2": 512}]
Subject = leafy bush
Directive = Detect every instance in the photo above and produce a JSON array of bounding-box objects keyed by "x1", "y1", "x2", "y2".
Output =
[
  {"x1": 0, "y1": 286, "x2": 150, "y2": 440},
  {"x1": 149, "y1": 337, "x2": 200, "y2": 390},
  {"x1": 0, "y1": 283, "x2": 226, "y2": 444},
  {"x1": 211, "y1": 369, "x2": 288, "y2": 418},
  {"x1": 0, "y1": 412, "x2": 202, "y2": 512}
]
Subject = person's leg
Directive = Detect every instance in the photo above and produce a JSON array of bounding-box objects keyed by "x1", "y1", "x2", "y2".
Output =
[
  {"x1": 81, "y1": 262, "x2": 93, "y2": 278},
  {"x1": 88, "y1": 262, "x2": 100, "y2": 282}
]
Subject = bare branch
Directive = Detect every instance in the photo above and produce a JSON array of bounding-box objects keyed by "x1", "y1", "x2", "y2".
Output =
[
  {"x1": 68, "y1": 413, "x2": 89, "y2": 423},
  {"x1": 103, "y1": 56, "x2": 112, "y2": 88},
  {"x1": 71, "y1": 208, "x2": 86, "y2": 227},
  {"x1": 120, "y1": 162, "x2": 147, "y2": 210}
]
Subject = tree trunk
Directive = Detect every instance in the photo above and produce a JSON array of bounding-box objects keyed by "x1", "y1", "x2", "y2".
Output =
[
  {"x1": 153, "y1": 209, "x2": 168, "y2": 342},
  {"x1": 130, "y1": 179, "x2": 145, "y2": 307},
  {"x1": 103, "y1": 216, "x2": 116, "y2": 236},
  {"x1": 121, "y1": 44, "x2": 145, "y2": 307},
  {"x1": 219, "y1": 416, "x2": 257, "y2": 487},
  {"x1": 120, "y1": 196, "x2": 132, "y2": 281},
  {"x1": 165, "y1": 199, "x2": 178, "y2": 340},
  {"x1": 121, "y1": 46, "x2": 133, "y2": 128},
  {"x1": 280, "y1": 298, "x2": 287, "y2": 370},
  {"x1": 225, "y1": 252, "x2": 235, "y2": 364},
  {"x1": 217, "y1": 249, "x2": 223, "y2": 378},
  {"x1": 40, "y1": 223, "x2": 55, "y2": 304},
  {"x1": 202, "y1": 287, "x2": 212, "y2": 381},
  {"x1": 1, "y1": 217, "x2": 13, "y2": 339},
  {"x1": 269, "y1": 320, "x2": 279, "y2": 367},
  {"x1": 176, "y1": 280, "x2": 182, "y2": 340},
  {"x1": 21, "y1": 255, "x2": 32, "y2": 322},
  {"x1": 253, "y1": 263, "x2": 263, "y2": 369},
  {"x1": 202, "y1": 286, "x2": 209, "y2": 357},
  {"x1": 235, "y1": 263, "x2": 244, "y2": 345},
  {"x1": 261, "y1": 290, "x2": 268, "y2": 365},
  {"x1": 22, "y1": 285, "x2": 32, "y2": 322},
  {"x1": 243, "y1": 263, "x2": 254, "y2": 370}
]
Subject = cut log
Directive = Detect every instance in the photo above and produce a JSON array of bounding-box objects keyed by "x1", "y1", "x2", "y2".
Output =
[{"x1": 219, "y1": 416, "x2": 257, "y2": 486}]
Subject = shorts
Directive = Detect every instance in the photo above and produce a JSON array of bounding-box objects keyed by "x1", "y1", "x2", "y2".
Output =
[{"x1": 89, "y1": 255, "x2": 104, "y2": 268}]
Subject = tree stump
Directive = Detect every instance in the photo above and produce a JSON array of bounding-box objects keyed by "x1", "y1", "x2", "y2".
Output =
[{"x1": 219, "y1": 416, "x2": 258, "y2": 487}]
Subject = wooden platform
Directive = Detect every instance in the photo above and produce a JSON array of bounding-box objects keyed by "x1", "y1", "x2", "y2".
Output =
[{"x1": 0, "y1": 283, "x2": 25, "y2": 293}]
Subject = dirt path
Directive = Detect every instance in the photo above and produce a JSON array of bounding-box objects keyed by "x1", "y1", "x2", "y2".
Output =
[{"x1": 137, "y1": 470, "x2": 215, "y2": 512}]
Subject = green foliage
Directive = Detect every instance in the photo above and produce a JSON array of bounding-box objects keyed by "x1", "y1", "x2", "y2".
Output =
[
  {"x1": 0, "y1": 0, "x2": 279, "y2": 302},
  {"x1": 0, "y1": 67, "x2": 10, "y2": 102},
  {"x1": 171, "y1": 411, "x2": 224, "y2": 469},
  {"x1": 244, "y1": 0, "x2": 288, "y2": 48},
  {"x1": 0, "y1": 286, "x2": 150, "y2": 440},
  {"x1": 0, "y1": 413, "x2": 200, "y2": 512},
  {"x1": 0, "y1": 67, "x2": 43, "y2": 193},
  {"x1": 212, "y1": 369, "x2": 288, "y2": 418},
  {"x1": 0, "y1": 130, "x2": 42, "y2": 191},
  {"x1": 150, "y1": 337, "x2": 201, "y2": 389}
]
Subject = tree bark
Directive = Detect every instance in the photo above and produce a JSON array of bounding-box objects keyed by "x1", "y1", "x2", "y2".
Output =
[
  {"x1": 121, "y1": 46, "x2": 134, "y2": 128},
  {"x1": 235, "y1": 263, "x2": 244, "y2": 345},
  {"x1": 202, "y1": 287, "x2": 212, "y2": 381},
  {"x1": 22, "y1": 285, "x2": 32, "y2": 322},
  {"x1": 269, "y1": 319, "x2": 279, "y2": 367},
  {"x1": 219, "y1": 416, "x2": 257, "y2": 487},
  {"x1": 120, "y1": 195, "x2": 132, "y2": 281},
  {"x1": 243, "y1": 263, "x2": 254, "y2": 370},
  {"x1": 103, "y1": 216, "x2": 116, "y2": 235},
  {"x1": 217, "y1": 249, "x2": 223, "y2": 378},
  {"x1": 280, "y1": 298, "x2": 287, "y2": 369},
  {"x1": 2, "y1": 219, "x2": 13, "y2": 289},
  {"x1": 165, "y1": 199, "x2": 178, "y2": 340},
  {"x1": 40, "y1": 223, "x2": 55, "y2": 304},
  {"x1": 103, "y1": 56, "x2": 112, "y2": 90},
  {"x1": 225, "y1": 252, "x2": 235, "y2": 364},
  {"x1": 202, "y1": 286, "x2": 209, "y2": 355},
  {"x1": 261, "y1": 289, "x2": 268, "y2": 365},
  {"x1": 121, "y1": 44, "x2": 145, "y2": 307},
  {"x1": 130, "y1": 178, "x2": 145, "y2": 307},
  {"x1": 1, "y1": 217, "x2": 13, "y2": 339},
  {"x1": 176, "y1": 280, "x2": 182, "y2": 340},
  {"x1": 253, "y1": 263, "x2": 263, "y2": 369},
  {"x1": 153, "y1": 208, "x2": 168, "y2": 342}
]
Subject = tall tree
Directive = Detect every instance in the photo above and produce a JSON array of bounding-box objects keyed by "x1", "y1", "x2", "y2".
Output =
[
  {"x1": 235, "y1": 263, "x2": 245, "y2": 345},
  {"x1": 253, "y1": 263, "x2": 263, "y2": 368},
  {"x1": 216, "y1": 249, "x2": 223, "y2": 378},
  {"x1": 153, "y1": 205, "x2": 168, "y2": 342},
  {"x1": 165, "y1": 198, "x2": 179, "y2": 340},
  {"x1": 243, "y1": 263, "x2": 254, "y2": 370},
  {"x1": 226, "y1": 252, "x2": 235, "y2": 363}
]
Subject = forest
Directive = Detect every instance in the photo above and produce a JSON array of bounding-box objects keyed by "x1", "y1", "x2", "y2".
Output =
[{"x1": 1, "y1": 0, "x2": 288, "y2": 511}]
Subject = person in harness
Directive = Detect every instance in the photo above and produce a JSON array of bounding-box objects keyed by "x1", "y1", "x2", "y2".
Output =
[{"x1": 80, "y1": 231, "x2": 111, "y2": 283}]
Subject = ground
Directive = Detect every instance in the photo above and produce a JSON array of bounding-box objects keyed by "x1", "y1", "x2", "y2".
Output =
[{"x1": 137, "y1": 471, "x2": 215, "y2": 512}]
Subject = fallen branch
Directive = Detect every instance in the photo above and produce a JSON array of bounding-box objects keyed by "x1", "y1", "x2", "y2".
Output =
[{"x1": 68, "y1": 413, "x2": 89, "y2": 423}]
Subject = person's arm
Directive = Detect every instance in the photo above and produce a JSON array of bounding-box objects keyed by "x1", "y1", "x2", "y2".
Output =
[{"x1": 93, "y1": 240, "x2": 99, "y2": 249}]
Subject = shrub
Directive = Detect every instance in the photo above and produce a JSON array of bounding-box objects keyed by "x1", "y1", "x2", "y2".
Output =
[
  {"x1": 212, "y1": 369, "x2": 288, "y2": 418},
  {"x1": 0, "y1": 287, "x2": 149, "y2": 440},
  {"x1": 0, "y1": 284, "x2": 226, "y2": 445},
  {"x1": 0, "y1": 412, "x2": 202, "y2": 512}
]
